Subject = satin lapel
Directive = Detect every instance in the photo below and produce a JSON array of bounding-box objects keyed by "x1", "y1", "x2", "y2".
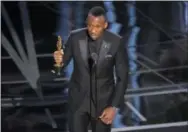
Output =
[
  {"x1": 79, "y1": 37, "x2": 88, "y2": 70},
  {"x1": 97, "y1": 40, "x2": 111, "y2": 68}
]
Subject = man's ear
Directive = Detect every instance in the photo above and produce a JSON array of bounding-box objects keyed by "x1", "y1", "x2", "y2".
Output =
[
  {"x1": 104, "y1": 22, "x2": 108, "y2": 29},
  {"x1": 85, "y1": 18, "x2": 88, "y2": 26}
]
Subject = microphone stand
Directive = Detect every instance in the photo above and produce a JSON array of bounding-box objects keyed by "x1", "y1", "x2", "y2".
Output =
[
  {"x1": 89, "y1": 57, "x2": 98, "y2": 132},
  {"x1": 94, "y1": 62, "x2": 98, "y2": 120},
  {"x1": 93, "y1": 60, "x2": 98, "y2": 132},
  {"x1": 88, "y1": 57, "x2": 95, "y2": 131},
  {"x1": 89, "y1": 53, "x2": 98, "y2": 132}
]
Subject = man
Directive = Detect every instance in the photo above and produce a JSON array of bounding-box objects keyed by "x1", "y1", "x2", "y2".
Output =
[{"x1": 54, "y1": 6, "x2": 128, "y2": 132}]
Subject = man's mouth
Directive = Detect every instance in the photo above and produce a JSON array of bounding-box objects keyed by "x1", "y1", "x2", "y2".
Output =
[{"x1": 91, "y1": 34, "x2": 97, "y2": 37}]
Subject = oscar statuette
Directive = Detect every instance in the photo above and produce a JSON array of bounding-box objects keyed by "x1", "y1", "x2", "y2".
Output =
[{"x1": 51, "y1": 36, "x2": 64, "y2": 76}]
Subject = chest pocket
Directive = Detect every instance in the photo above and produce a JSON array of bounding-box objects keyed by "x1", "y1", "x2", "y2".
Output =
[
  {"x1": 104, "y1": 54, "x2": 113, "y2": 61},
  {"x1": 100, "y1": 53, "x2": 115, "y2": 68}
]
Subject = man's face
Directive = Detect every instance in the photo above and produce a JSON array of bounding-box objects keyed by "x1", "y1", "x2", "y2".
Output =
[{"x1": 87, "y1": 14, "x2": 108, "y2": 40}]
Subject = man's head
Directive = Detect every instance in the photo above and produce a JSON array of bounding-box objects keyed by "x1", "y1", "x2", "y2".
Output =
[{"x1": 86, "y1": 6, "x2": 108, "y2": 40}]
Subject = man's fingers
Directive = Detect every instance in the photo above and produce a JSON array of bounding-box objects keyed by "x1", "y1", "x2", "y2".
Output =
[
  {"x1": 99, "y1": 111, "x2": 106, "y2": 119},
  {"x1": 100, "y1": 112, "x2": 113, "y2": 125},
  {"x1": 54, "y1": 51, "x2": 63, "y2": 63},
  {"x1": 99, "y1": 112, "x2": 112, "y2": 125},
  {"x1": 101, "y1": 118, "x2": 111, "y2": 125},
  {"x1": 60, "y1": 49, "x2": 64, "y2": 54},
  {"x1": 108, "y1": 120, "x2": 112, "y2": 125},
  {"x1": 101, "y1": 117, "x2": 108, "y2": 124},
  {"x1": 54, "y1": 51, "x2": 63, "y2": 56}
]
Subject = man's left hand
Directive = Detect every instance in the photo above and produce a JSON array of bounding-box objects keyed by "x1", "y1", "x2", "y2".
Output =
[{"x1": 99, "y1": 107, "x2": 117, "y2": 125}]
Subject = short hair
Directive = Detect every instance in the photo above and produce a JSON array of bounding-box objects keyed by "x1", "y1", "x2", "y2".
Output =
[{"x1": 88, "y1": 6, "x2": 106, "y2": 20}]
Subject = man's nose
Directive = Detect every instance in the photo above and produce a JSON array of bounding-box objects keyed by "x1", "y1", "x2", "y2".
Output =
[{"x1": 91, "y1": 29, "x2": 97, "y2": 34}]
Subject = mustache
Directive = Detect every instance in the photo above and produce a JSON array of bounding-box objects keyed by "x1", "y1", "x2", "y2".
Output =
[{"x1": 90, "y1": 33, "x2": 97, "y2": 36}]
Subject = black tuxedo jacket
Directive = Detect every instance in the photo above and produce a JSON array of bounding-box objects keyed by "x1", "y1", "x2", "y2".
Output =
[{"x1": 62, "y1": 28, "x2": 128, "y2": 114}]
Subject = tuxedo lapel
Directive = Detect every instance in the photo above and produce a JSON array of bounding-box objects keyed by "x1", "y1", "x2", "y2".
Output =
[
  {"x1": 97, "y1": 40, "x2": 111, "y2": 68},
  {"x1": 78, "y1": 31, "x2": 112, "y2": 72},
  {"x1": 79, "y1": 37, "x2": 89, "y2": 70}
]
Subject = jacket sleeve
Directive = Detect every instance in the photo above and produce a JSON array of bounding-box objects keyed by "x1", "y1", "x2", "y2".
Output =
[
  {"x1": 62, "y1": 33, "x2": 73, "y2": 69},
  {"x1": 111, "y1": 39, "x2": 129, "y2": 108}
]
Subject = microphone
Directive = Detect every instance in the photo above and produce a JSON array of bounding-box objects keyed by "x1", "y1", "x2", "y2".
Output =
[
  {"x1": 89, "y1": 52, "x2": 98, "y2": 121},
  {"x1": 88, "y1": 53, "x2": 98, "y2": 69},
  {"x1": 91, "y1": 52, "x2": 98, "y2": 65}
]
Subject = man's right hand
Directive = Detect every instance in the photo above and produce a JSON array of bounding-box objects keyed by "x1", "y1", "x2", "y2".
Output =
[{"x1": 53, "y1": 50, "x2": 64, "y2": 65}]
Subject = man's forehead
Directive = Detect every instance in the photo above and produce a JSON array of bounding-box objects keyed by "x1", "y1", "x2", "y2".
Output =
[{"x1": 88, "y1": 14, "x2": 105, "y2": 21}]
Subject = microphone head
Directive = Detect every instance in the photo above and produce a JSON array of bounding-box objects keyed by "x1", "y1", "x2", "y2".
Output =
[{"x1": 91, "y1": 53, "x2": 98, "y2": 61}]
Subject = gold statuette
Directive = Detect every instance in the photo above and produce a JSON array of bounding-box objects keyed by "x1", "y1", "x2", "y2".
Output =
[{"x1": 52, "y1": 35, "x2": 64, "y2": 76}]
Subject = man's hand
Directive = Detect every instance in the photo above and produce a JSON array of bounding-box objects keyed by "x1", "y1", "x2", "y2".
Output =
[
  {"x1": 99, "y1": 107, "x2": 117, "y2": 125},
  {"x1": 53, "y1": 50, "x2": 64, "y2": 65}
]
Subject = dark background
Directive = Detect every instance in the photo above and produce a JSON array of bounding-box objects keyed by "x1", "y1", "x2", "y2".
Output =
[{"x1": 1, "y1": 1, "x2": 188, "y2": 132}]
